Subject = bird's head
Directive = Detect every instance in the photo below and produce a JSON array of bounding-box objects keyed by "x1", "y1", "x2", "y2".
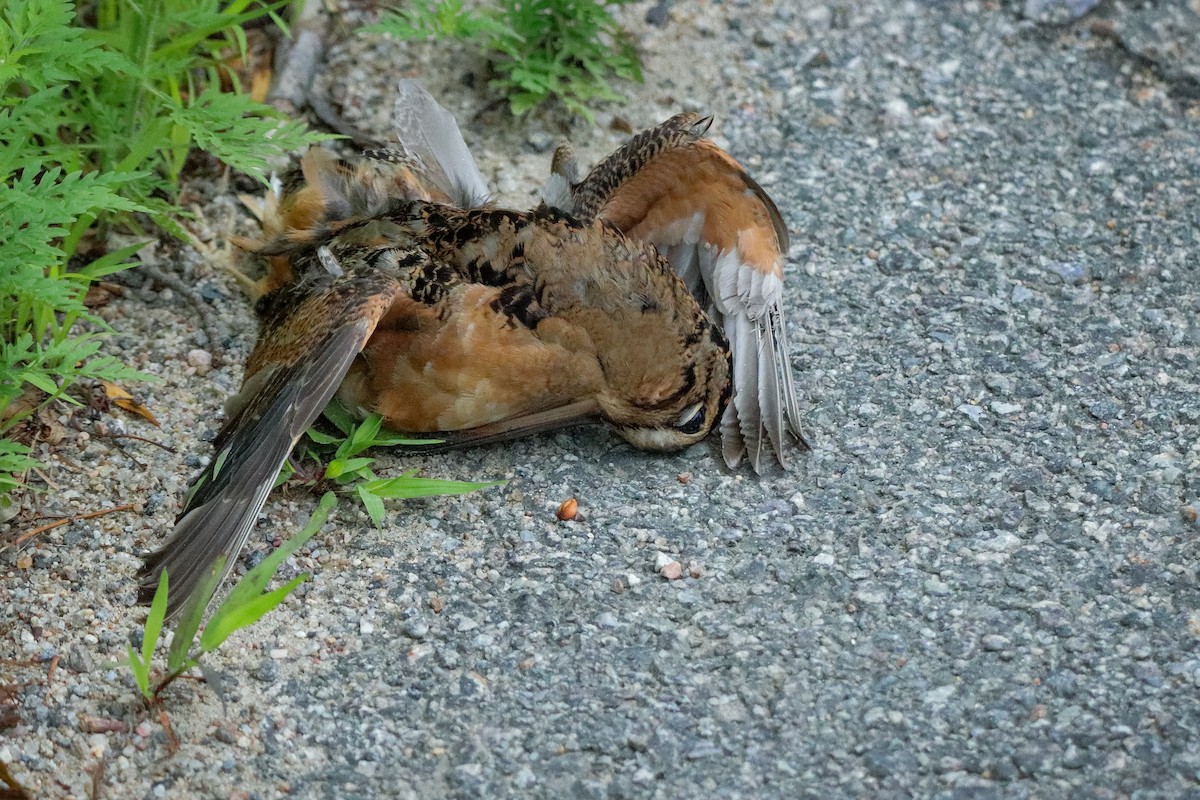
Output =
[{"x1": 598, "y1": 309, "x2": 732, "y2": 453}]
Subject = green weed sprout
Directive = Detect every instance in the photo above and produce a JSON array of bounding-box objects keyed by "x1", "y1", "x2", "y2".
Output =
[
  {"x1": 282, "y1": 403, "x2": 503, "y2": 526},
  {"x1": 370, "y1": 0, "x2": 644, "y2": 120},
  {"x1": 128, "y1": 492, "x2": 336, "y2": 700}
]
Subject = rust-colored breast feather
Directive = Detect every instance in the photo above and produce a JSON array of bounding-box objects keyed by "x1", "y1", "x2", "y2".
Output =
[{"x1": 338, "y1": 283, "x2": 605, "y2": 431}]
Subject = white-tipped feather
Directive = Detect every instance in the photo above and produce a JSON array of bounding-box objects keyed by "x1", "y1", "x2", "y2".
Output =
[
  {"x1": 721, "y1": 401, "x2": 745, "y2": 468},
  {"x1": 757, "y1": 310, "x2": 783, "y2": 469},
  {"x1": 770, "y1": 305, "x2": 803, "y2": 437},
  {"x1": 731, "y1": 311, "x2": 762, "y2": 471},
  {"x1": 665, "y1": 232, "x2": 802, "y2": 470},
  {"x1": 393, "y1": 79, "x2": 490, "y2": 208}
]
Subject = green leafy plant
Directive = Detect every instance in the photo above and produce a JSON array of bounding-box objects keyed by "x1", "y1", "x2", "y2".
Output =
[
  {"x1": 370, "y1": 0, "x2": 644, "y2": 119},
  {"x1": 127, "y1": 492, "x2": 336, "y2": 701},
  {"x1": 0, "y1": 0, "x2": 332, "y2": 499},
  {"x1": 281, "y1": 402, "x2": 502, "y2": 526}
]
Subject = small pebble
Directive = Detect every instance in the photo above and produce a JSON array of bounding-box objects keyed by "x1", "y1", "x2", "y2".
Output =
[
  {"x1": 186, "y1": 348, "x2": 212, "y2": 374},
  {"x1": 982, "y1": 634, "x2": 1011, "y2": 651},
  {"x1": 1044, "y1": 261, "x2": 1089, "y2": 286},
  {"x1": 925, "y1": 578, "x2": 951, "y2": 595},
  {"x1": 403, "y1": 619, "x2": 430, "y2": 640},
  {"x1": 882, "y1": 98, "x2": 912, "y2": 126},
  {"x1": 957, "y1": 404, "x2": 984, "y2": 422},
  {"x1": 525, "y1": 131, "x2": 554, "y2": 152}
]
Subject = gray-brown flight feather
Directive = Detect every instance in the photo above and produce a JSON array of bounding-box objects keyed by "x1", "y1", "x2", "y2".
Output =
[{"x1": 138, "y1": 268, "x2": 403, "y2": 617}]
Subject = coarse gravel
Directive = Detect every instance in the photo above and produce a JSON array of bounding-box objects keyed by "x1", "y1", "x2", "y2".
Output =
[{"x1": 3, "y1": 1, "x2": 1200, "y2": 798}]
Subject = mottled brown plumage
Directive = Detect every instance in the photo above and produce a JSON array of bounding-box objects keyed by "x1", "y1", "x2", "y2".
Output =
[
  {"x1": 543, "y1": 113, "x2": 808, "y2": 471},
  {"x1": 141, "y1": 140, "x2": 731, "y2": 616}
]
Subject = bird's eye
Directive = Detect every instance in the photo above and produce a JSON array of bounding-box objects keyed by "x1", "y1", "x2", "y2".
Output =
[{"x1": 675, "y1": 402, "x2": 706, "y2": 434}]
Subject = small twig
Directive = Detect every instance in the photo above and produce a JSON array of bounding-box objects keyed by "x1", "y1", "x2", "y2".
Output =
[
  {"x1": 157, "y1": 707, "x2": 180, "y2": 755},
  {"x1": 80, "y1": 717, "x2": 131, "y2": 734},
  {"x1": 9, "y1": 503, "x2": 136, "y2": 550},
  {"x1": 0, "y1": 657, "x2": 44, "y2": 669},
  {"x1": 45, "y1": 655, "x2": 59, "y2": 690},
  {"x1": 0, "y1": 759, "x2": 31, "y2": 800},
  {"x1": 151, "y1": 668, "x2": 205, "y2": 699},
  {"x1": 29, "y1": 466, "x2": 60, "y2": 490},
  {"x1": 92, "y1": 432, "x2": 177, "y2": 454},
  {"x1": 268, "y1": 0, "x2": 329, "y2": 115},
  {"x1": 88, "y1": 759, "x2": 104, "y2": 800}
]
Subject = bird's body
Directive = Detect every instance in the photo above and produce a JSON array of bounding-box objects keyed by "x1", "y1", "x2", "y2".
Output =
[
  {"x1": 253, "y1": 198, "x2": 732, "y2": 448},
  {"x1": 141, "y1": 143, "x2": 731, "y2": 614},
  {"x1": 140, "y1": 81, "x2": 805, "y2": 615}
]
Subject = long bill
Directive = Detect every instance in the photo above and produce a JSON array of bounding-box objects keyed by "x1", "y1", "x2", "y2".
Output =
[{"x1": 399, "y1": 398, "x2": 603, "y2": 453}]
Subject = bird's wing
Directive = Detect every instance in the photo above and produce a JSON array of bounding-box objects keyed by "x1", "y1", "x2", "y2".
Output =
[
  {"x1": 392, "y1": 79, "x2": 490, "y2": 208},
  {"x1": 566, "y1": 117, "x2": 807, "y2": 471},
  {"x1": 138, "y1": 263, "x2": 405, "y2": 617}
]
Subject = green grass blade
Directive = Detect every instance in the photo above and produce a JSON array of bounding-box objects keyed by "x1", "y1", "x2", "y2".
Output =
[
  {"x1": 199, "y1": 492, "x2": 336, "y2": 650},
  {"x1": 141, "y1": 567, "x2": 169, "y2": 668},
  {"x1": 362, "y1": 476, "x2": 504, "y2": 500},
  {"x1": 125, "y1": 644, "x2": 150, "y2": 699},
  {"x1": 199, "y1": 574, "x2": 308, "y2": 653},
  {"x1": 367, "y1": 430, "x2": 445, "y2": 447},
  {"x1": 167, "y1": 554, "x2": 228, "y2": 672},
  {"x1": 325, "y1": 456, "x2": 375, "y2": 479},
  {"x1": 356, "y1": 483, "x2": 386, "y2": 527},
  {"x1": 344, "y1": 413, "x2": 383, "y2": 457}
]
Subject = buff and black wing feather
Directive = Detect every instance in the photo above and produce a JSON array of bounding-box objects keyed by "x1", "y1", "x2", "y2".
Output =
[
  {"x1": 545, "y1": 113, "x2": 807, "y2": 471},
  {"x1": 138, "y1": 268, "x2": 404, "y2": 616}
]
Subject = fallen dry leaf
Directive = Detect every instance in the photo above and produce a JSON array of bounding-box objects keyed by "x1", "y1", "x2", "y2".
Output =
[
  {"x1": 83, "y1": 281, "x2": 125, "y2": 308},
  {"x1": 100, "y1": 381, "x2": 159, "y2": 427}
]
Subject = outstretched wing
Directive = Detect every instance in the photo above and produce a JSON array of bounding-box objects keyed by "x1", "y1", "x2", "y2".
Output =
[
  {"x1": 139, "y1": 264, "x2": 405, "y2": 617},
  {"x1": 392, "y1": 79, "x2": 490, "y2": 208},
  {"x1": 551, "y1": 114, "x2": 807, "y2": 471}
]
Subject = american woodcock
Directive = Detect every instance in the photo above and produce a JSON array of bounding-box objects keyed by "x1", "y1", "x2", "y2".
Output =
[
  {"x1": 140, "y1": 81, "x2": 754, "y2": 614},
  {"x1": 541, "y1": 113, "x2": 808, "y2": 472}
]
